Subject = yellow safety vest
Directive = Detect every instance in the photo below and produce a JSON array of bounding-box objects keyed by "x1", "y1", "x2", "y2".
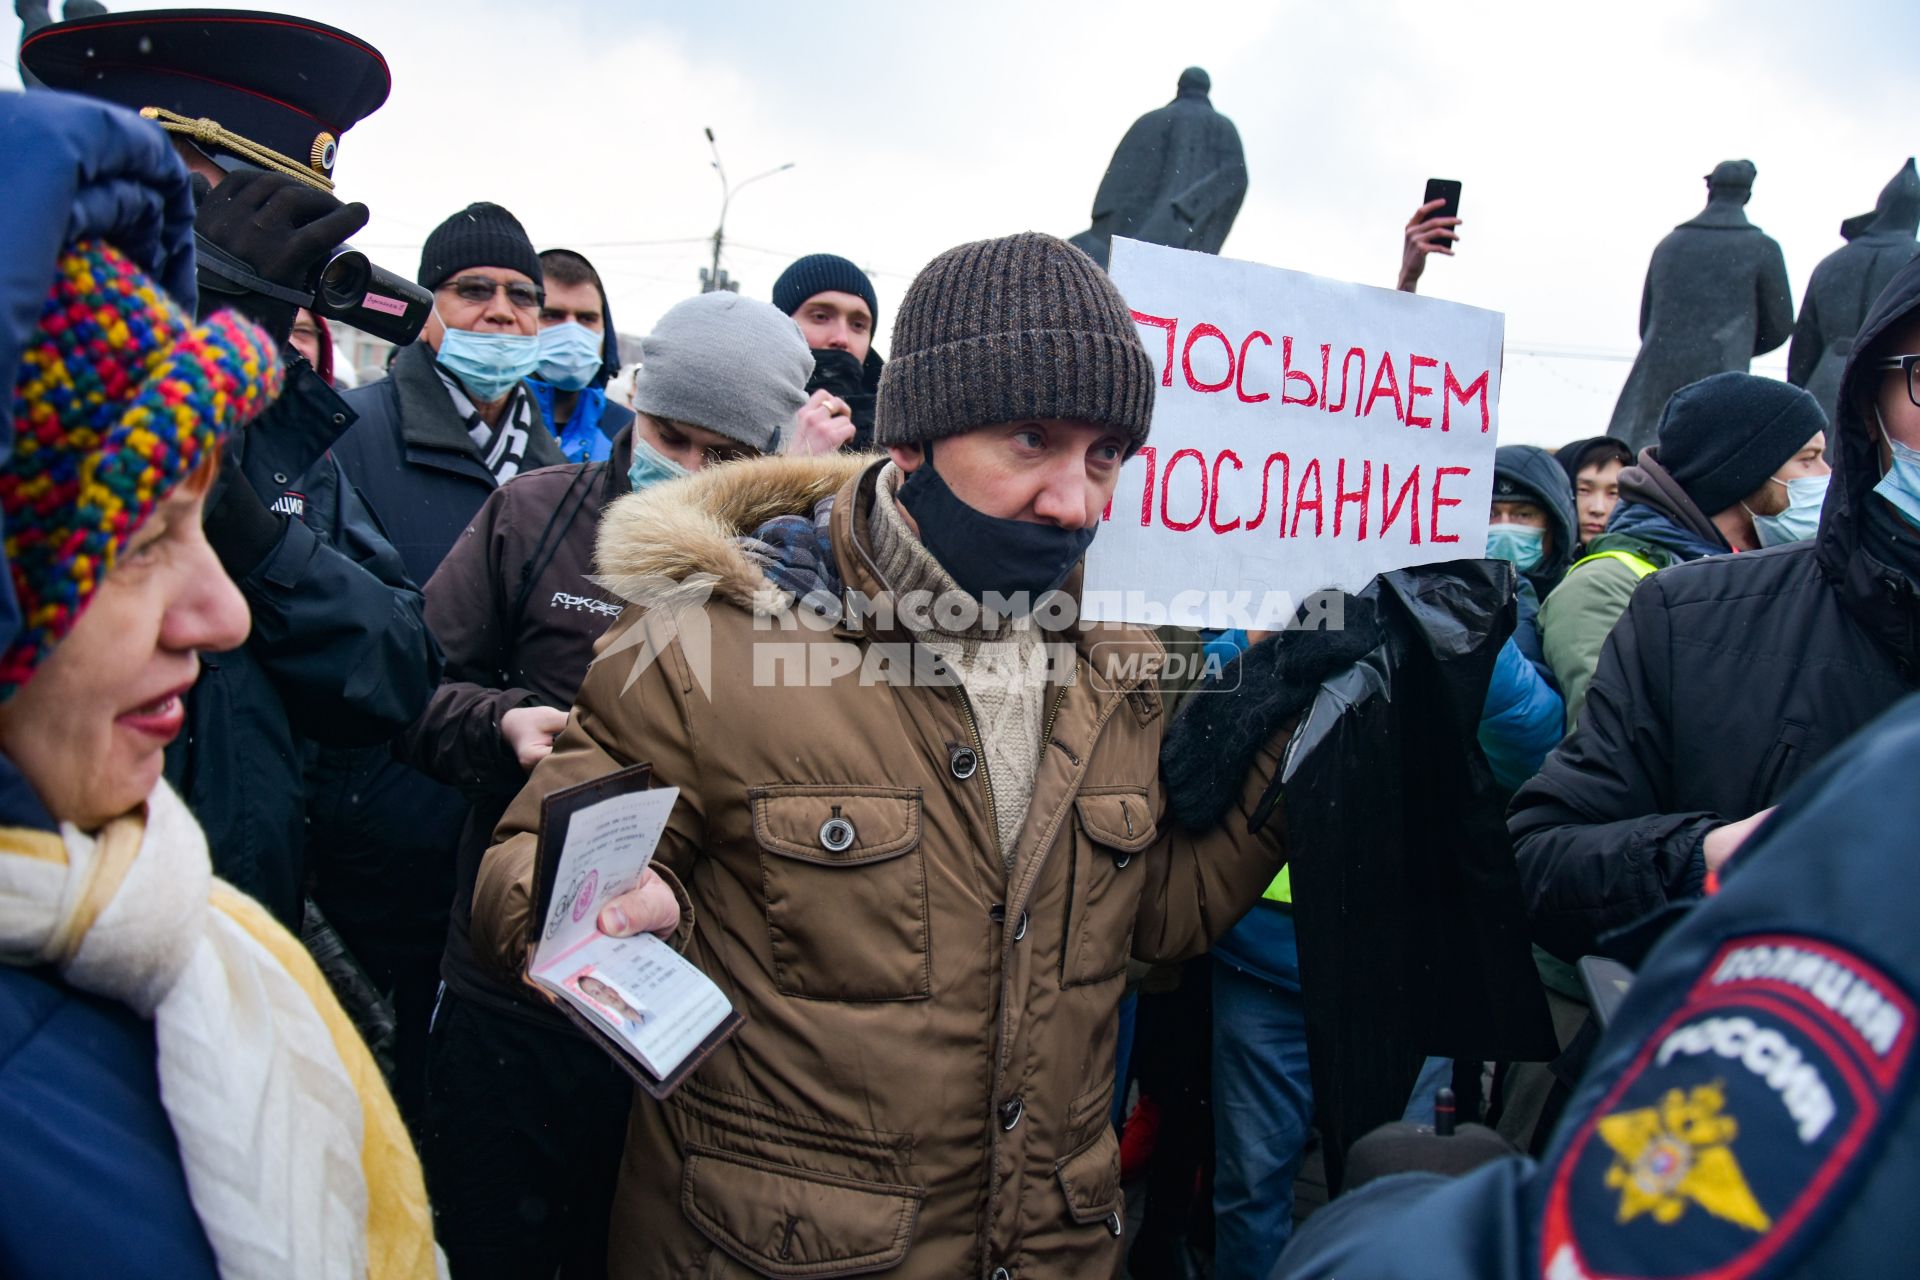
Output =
[
  {"x1": 1569, "y1": 548, "x2": 1659, "y2": 580},
  {"x1": 1262, "y1": 865, "x2": 1293, "y2": 905}
]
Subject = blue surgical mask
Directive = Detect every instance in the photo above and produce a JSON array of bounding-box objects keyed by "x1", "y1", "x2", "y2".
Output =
[
  {"x1": 1749, "y1": 473, "x2": 1829, "y2": 547},
  {"x1": 627, "y1": 433, "x2": 691, "y2": 491},
  {"x1": 435, "y1": 320, "x2": 540, "y2": 402},
  {"x1": 1486, "y1": 522, "x2": 1546, "y2": 573},
  {"x1": 1873, "y1": 425, "x2": 1920, "y2": 533},
  {"x1": 535, "y1": 321, "x2": 605, "y2": 392}
]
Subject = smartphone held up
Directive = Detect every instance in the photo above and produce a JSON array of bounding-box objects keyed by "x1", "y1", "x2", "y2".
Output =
[{"x1": 1398, "y1": 178, "x2": 1464, "y2": 293}]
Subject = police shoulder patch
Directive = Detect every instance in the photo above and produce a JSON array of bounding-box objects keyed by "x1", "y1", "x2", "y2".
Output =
[{"x1": 1541, "y1": 933, "x2": 1914, "y2": 1280}]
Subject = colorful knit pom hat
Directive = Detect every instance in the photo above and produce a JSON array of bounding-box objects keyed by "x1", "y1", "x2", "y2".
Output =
[{"x1": 0, "y1": 239, "x2": 282, "y2": 697}]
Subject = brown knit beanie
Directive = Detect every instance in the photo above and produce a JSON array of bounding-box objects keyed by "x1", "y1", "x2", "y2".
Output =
[{"x1": 875, "y1": 232, "x2": 1156, "y2": 451}]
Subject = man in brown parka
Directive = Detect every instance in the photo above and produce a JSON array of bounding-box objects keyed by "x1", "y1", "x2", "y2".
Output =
[{"x1": 473, "y1": 232, "x2": 1300, "y2": 1278}]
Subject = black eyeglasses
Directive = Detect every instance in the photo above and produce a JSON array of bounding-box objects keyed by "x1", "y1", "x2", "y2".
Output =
[
  {"x1": 440, "y1": 274, "x2": 544, "y2": 311},
  {"x1": 1873, "y1": 354, "x2": 1920, "y2": 409}
]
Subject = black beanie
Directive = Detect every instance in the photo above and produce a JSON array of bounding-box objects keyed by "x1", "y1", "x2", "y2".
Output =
[
  {"x1": 1656, "y1": 372, "x2": 1828, "y2": 516},
  {"x1": 773, "y1": 254, "x2": 878, "y2": 327},
  {"x1": 417, "y1": 202, "x2": 543, "y2": 292}
]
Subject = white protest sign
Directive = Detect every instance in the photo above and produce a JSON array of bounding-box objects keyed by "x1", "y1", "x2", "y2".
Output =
[{"x1": 1082, "y1": 238, "x2": 1504, "y2": 628}]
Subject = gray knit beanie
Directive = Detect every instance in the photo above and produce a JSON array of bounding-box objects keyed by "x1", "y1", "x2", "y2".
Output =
[
  {"x1": 629, "y1": 293, "x2": 813, "y2": 452},
  {"x1": 876, "y1": 232, "x2": 1156, "y2": 451}
]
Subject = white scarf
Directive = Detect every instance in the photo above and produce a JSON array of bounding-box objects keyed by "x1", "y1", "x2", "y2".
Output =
[{"x1": 0, "y1": 780, "x2": 441, "y2": 1278}]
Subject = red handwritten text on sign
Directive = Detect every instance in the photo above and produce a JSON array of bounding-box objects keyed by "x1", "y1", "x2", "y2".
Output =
[
  {"x1": 1131, "y1": 311, "x2": 1492, "y2": 434},
  {"x1": 1105, "y1": 445, "x2": 1473, "y2": 545},
  {"x1": 1083, "y1": 239, "x2": 1503, "y2": 627}
]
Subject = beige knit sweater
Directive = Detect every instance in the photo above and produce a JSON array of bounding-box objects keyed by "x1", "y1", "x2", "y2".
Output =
[{"x1": 868, "y1": 464, "x2": 1053, "y2": 865}]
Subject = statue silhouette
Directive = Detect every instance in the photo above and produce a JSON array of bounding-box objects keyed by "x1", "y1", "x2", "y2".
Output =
[
  {"x1": 1069, "y1": 67, "x2": 1248, "y2": 270},
  {"x1": 1789, "y1": 159, "x2": 1920, "y2": 423},
  {"x1": 14, "y1": 0, "x2": 108, "y2": 86},
  {"x1": 1607, "y1": 161, "x2": 1795, "y2": 453}
]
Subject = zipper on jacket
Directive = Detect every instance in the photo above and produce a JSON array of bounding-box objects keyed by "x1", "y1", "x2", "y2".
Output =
[{"x1": 1039, "y1": 679, "x2": 1072, "y2": 757}]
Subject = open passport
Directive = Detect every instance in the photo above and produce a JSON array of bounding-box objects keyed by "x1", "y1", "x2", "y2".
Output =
[{"x1": 527, "y1": 763, "x2": 740, "y2": 1096}]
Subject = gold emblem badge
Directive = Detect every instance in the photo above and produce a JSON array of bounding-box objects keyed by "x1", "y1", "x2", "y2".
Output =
[
  {"x1": 1598, "y1": 1081, "x2": 1770, "y2": 1233},
  {"x1": 310, "y1": 132, "x2": 337, "y2": 175}
]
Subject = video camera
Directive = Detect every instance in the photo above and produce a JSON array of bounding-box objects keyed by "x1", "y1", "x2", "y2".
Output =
[{"x1": 196, "y1": 236, "x2": 432, "y2": 349}]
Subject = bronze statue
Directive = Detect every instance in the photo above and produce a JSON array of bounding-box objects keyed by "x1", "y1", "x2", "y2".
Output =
[
  {"x1": 1789, "y1": 159, "x2": 1920, "y2": 423},
  {"x1": 1069, "y1": 67, "x2": 1248, "y2": 269},
  {"x1": 1607, "y1": 160, "x2": 1795, "y2": 453},
  {"x1": 14, "y1": 0, "x2": 107, "y2": 86}
]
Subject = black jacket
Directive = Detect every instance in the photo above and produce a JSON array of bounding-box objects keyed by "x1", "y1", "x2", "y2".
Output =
[
  {"x1": 1509, "y1": 258, "x2": 1920, "y2": 963},
  {"x1": 163, "y1": 361, "x2": 440, "y2": 925},
  {"x1": 401, "y1": 431, "x2": 633, "y2": 1024},
  {"x1": 312, "y1": 341, "x2": 567, "y2": 944},
  {"x1": 331, "y1": 341, "x2": 567, "y2": 586}
]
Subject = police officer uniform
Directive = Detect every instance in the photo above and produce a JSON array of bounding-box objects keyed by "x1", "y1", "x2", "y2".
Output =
[
  {"x1": 20, "y1": 15, "x2": 441, "y2": 987},
  {"x1": 1275, "y1": 695, "x2": 1920, "y2": 1279}
]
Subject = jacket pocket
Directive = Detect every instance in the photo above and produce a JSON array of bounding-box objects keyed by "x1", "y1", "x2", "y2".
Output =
[
  {"x1": 1061, "y1": 789, "x2": 1155, "y2": 988},
  {"x1": 751, "y1": 784, "x2": 930, "y2": 1001},
  {"x1": 1054, "y1": 1126, "x2": 1124, "y2": 1228},
  {"x1": 682, "y1": 1144, "x2": 924, "y2": 1278},
  {"x1": 1750, "y1": 720, "x2": 1825, "y2": 813}
]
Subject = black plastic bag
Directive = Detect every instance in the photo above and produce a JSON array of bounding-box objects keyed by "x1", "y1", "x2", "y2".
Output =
[{"x1": 1277, "y1": 560, "x2": 1558, "y2": 1189}]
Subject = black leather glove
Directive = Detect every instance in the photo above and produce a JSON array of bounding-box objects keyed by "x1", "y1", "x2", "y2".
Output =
[{"x1": 192, "y1": 168, "x2": 369, "y2": 342}]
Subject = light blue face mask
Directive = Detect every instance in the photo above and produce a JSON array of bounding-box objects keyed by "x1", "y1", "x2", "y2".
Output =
[
  {"x1": 1749, "y1": 473, "x2": 1829, "y2": 547},
  {"x1": 435, "y1": 321, "x2": 541, "y2": 403},
  {"x1": 535, "y1": 321, "x2": 605, "y2": 392},
  {"x1": 1874, "y1": 426, "x2": 1920, "y2": 533},
  {"x1": 627, "y1": 433, "x2": 691, "y2": 491},
  {"x1": 1486, "y1": 522, "x2": 1546, "y2": 573}
]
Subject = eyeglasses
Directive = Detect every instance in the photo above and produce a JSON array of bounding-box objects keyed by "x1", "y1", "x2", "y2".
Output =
[
  {"x1": 1873, "y1": 354, "x2": 1920, "y2": 409},
  {"x1": 440, "y1": 274, "x2": 545, "y2": 311}
]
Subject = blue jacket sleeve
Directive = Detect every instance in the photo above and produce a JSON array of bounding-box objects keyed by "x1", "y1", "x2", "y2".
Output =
[
  {"x1": 236, "y1": 454, "x2": 442, "y2": 748},
  {"x1": 1478, "y1": 635, "x2": 1566, "y2": 794}
]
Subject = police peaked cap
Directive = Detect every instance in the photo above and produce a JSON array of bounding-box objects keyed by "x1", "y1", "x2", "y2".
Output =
[{"x1": 21, "y1": 9, "x2": 390, "y2": 192}]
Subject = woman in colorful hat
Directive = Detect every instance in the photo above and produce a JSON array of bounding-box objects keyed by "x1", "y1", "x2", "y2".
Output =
[{"x1": 0, "y1": 90, "x2": 438, "y2": 1280}]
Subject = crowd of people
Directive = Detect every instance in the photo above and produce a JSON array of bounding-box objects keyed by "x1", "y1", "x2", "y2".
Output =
[{"x1": 3, "y1": 8, "x2": 1919, "y2": 1280}]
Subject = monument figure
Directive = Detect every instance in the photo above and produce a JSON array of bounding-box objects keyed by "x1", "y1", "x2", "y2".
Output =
[
  {"x1": 1788, "y1": 158, "x2": 1920, "y2": 422},
  {"x1": 1607, "y1": 160, "x2": 1794, "y2": 453},
  {"x1": 1069, "y1": 67, "x2": 1247, "y2": 269},
  {"x1": 14, "y1": 0, "x2": 107, "y2": 86}
]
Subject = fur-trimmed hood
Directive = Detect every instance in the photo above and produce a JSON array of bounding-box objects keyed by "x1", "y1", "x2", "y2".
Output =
[{"x1": 594, "y1": 452, "x2": 873, "y2": 609}]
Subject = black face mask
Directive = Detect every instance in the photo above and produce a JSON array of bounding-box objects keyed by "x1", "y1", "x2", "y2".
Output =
[
  {"x1": 805, "y1": 348, "x2": 876, "y2": 448},
  {"x1": 895, "y1": 440, "x2": 1097, "y2": 611}
]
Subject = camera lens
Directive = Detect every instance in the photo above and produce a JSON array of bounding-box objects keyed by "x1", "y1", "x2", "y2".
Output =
[{"x1": 316, "y1": 249, "x2": 371, "y2": 311}]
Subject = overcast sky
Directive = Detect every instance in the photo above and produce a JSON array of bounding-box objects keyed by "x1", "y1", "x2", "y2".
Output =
[{"x1": 10, "y1": 0, "x2": 1919, "y2": 446}]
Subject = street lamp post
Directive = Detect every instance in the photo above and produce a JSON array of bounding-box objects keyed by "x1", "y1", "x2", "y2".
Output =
[{"x1": 703, "y1": 127, "x2": 794, "y2": 293}]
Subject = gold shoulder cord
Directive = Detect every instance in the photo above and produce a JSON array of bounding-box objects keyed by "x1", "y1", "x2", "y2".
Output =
[{"x1": 138, "y1": 106, "x2": 335, "y2": 193}]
